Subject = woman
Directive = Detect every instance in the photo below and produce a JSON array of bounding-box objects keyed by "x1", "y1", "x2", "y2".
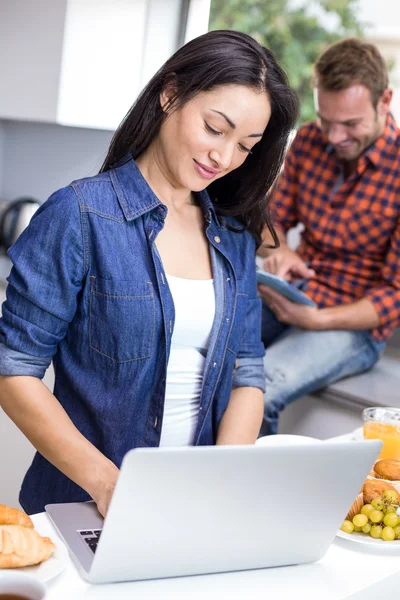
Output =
[{"x1": 0, "y1": 30, "x2": 297, "y2": 515}]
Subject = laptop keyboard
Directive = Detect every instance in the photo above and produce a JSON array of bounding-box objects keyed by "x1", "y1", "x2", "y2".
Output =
[{"x1": 79, "y1": 529, "x2": 102, "y2": 554}]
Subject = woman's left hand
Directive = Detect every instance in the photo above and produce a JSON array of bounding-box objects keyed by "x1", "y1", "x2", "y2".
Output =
[{"x1": 258, "y1": 285, "x2": 322, "y2": 330}]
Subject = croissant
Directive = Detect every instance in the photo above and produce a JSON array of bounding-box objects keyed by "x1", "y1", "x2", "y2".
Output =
[
  {"x1": 0, "y1": 525, "x2": 55, "y2": 568},
  {"x1": 0, "y1": 505, "x2": 33, "y2": 528},
  {"x1": 363, "y1": 478, "x2": 398, "y2": 504}
]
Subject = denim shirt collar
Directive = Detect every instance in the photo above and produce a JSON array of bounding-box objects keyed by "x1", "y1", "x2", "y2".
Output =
[{"x1": 111, "y1": 155, "x2": 221, "y2": 227}]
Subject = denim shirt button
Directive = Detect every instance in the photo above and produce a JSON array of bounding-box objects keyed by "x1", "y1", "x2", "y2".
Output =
[
  {"x1": 213, "y1": 362, "x2": 217, "y2": 367},
  {"x1": 214, "y1": 236, "x2": 221, "y2": 243}
]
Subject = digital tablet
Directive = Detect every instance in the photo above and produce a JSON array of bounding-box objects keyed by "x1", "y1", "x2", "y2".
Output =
[{"x1": 256, "y1": 269, "x2": 315, "y2": 306}]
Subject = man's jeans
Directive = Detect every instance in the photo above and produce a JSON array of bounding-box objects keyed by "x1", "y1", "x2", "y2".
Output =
[{"x1": 261, "y1": 303, "x2": 386, "y2": 436}]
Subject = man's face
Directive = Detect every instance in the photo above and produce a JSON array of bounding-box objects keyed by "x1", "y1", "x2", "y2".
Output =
[{"x1": 314, "y1": 85, "x2": 391, "y2": 161}]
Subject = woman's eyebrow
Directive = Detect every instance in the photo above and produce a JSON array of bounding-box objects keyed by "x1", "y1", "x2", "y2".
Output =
[
  {"x1": 210, "y1": 109, "x2": 236, "y2": 129},
  {"x1": 210, "y1": 109, "x2": 263, "y2": 137}
]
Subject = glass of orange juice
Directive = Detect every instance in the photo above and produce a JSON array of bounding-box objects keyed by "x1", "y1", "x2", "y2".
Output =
[{"x1": 363, "y1": 407, "x2": 400, "y2": 460}]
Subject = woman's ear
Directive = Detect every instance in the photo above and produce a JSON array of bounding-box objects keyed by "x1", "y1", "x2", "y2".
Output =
[
  {"x1": 160, "y1": 75, "x2": 177, "y2": 113},
  {"x1": 160, "y1": 89, "x2": 175, "y2": 113}
]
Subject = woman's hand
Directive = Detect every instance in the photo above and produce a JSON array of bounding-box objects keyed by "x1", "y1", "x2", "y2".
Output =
[
  {"x1": 88, "y1": 466, "x2": 120, "y2": 518},
  {"x1": 0, "y1": 375, "x2": 121, "y2": 519}
]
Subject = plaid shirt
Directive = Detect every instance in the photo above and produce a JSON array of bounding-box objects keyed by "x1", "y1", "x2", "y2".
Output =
[{"x1": 271, "y1": 114, "x2": 400, "y2": 342}]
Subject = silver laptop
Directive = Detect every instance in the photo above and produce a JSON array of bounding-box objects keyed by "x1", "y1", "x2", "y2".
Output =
[{"x1": 45, "y1": 440, "x2": 381, "y2": 584}]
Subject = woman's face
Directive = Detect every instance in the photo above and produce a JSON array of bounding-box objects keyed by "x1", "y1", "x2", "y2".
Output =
[{"x1": 155, "y1": 84, "x2": 271, "y2": 192}]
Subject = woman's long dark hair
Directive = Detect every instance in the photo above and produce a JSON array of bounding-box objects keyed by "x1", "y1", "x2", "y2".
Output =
[{"x1": 100, "y1": 30, "x2": 298, "y2": 246}]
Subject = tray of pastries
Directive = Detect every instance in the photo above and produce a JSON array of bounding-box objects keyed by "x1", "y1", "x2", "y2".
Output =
[{"x1": 339, "y1": 458, "x2": 400, "y2": 546}]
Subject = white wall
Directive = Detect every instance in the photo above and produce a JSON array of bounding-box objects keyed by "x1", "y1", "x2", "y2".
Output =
[
  {"x1": 140, "y1": 0, "x2": 183, "y2": 88},
  {"x1": 358, "y1": 0, "x2": 400, "y2": 37},
  {"x1": 358, "y1": 0, "x2": 400, "y2": 122},
  {"x1": 0, "y1": 0, "x2": 67, "y2": 122},
  {"x1": 0, "y1": 120, "x2": 113, "y2": 201},
  {"x1": 58, "y1": 0, "x2": 148, "y2": 129}
]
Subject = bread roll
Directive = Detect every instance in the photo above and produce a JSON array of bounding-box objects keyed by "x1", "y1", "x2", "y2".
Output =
[
  {"x1": 0, "y1": 525, "x2": 54, "y2": 568},
  {"x1": 374, "y1": 459, "x2": 400, "y2": 481}
]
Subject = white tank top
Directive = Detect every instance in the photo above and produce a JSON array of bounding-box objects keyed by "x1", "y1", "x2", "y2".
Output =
[{"x1": 159, "y1": 274, "x2": 215, "y2": 447}]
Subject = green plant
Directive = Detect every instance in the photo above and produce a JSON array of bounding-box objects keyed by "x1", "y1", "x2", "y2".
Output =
[{"x1": 209, "y1": 0, "x2": 367, "y2": 123}]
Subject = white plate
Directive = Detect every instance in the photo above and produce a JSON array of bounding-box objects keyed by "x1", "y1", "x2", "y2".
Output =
[
  {"x1": 337, "y1": 529, "x2": 400, "y2": 550},
  {"x1": 6, "y1": 541, "x2": 67, "y2": 583}
]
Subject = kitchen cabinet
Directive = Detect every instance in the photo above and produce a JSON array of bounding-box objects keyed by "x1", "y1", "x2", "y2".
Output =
[{"x1": 0, "y1": 0, "x2": 197, "y2": 131}]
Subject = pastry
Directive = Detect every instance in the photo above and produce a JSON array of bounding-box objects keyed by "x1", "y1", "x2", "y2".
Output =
[
  {"x1": 373, "y1": 459, "x2": 400, "y2": 481},
  {"x1": 0, "y1": 524, "x2": 55, "y2": 568},
  {"x1": 0, "y1": 504, "x2": 33, "y2": 528},
  {"x1": 363, "y1": 477, "x2": 398, "y2": 504}
]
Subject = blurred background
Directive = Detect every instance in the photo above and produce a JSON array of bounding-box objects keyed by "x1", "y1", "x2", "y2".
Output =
[
  {"x1": 0, "y1": 0, "x2": 397, "y2": 207},
  {"x1": 209, "y1": 0, "x2": 400, "y2": 123}
]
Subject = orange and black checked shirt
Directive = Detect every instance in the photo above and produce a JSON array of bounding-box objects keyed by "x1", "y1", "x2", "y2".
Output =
[{"x1": 271, "y1": 114, "x2": 400, "y2": 342}]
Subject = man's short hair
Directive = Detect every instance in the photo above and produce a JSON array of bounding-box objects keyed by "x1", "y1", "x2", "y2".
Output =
[{"x1": 313, "y1": 38, "x2": 389, "y2": 108}]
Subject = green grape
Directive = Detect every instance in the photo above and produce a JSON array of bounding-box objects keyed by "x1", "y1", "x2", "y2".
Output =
[
  {"x1": 382, "y1": 526, "x2": 396, "y2": 541},
  {"x1": 394, "y1": 525, "x2": 400, "y2": 539},
  {"x1": 341, "y1": 520, "x2": 354, "y2": 533},
  {"x1": 371, "y1": 497, "x2": 384, "y2": 510},
  {"x1": 362, "y1": 523, "x2": 371, "y2": 534},
  {"x1": 383, "y1": 490, "x2": 399, "y2": 504},
  {"x1": 361, "y1": 504, "x2": 374, "y2": 516},
  {"x1": 384, "y1": 505, "x2": 396, "y2": 515},
  {"x1": 383, "y1": 513, "x2": 399, "y2": 528},
  {"x1": 353, "y1": 514, "x2": 368, "y2": 527},
  {"x1": 370, "y1": 509, "x2": 384, "y2": 523},
  {"x1": 370, "y1": 525, "x2": 383, "y2": 539}
]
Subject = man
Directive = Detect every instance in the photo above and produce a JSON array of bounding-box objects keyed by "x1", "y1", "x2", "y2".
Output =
[{"x1": 258, "y1": 38, "x2": 400, "y2": 435}]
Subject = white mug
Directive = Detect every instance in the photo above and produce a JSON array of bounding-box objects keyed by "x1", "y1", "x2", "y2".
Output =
[
  {"x1": 256, "y1": 433, "x2": 322, "y2": 447},
  {"x1": 0, "y1": 571, "x2": 47, "y2": 599}
]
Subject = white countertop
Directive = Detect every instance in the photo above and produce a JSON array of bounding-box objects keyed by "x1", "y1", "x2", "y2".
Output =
[{"x1": 31, "y1": 511, "x2": 400, "y2": 600}]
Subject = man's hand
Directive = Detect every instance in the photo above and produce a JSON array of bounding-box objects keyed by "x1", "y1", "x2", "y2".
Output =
[
  {"x1": 258, "y1": 285, "x2": 322, "y2": 329},
  {"x1": 263, "y1": 246, "x2": 315, "y2": 281}
]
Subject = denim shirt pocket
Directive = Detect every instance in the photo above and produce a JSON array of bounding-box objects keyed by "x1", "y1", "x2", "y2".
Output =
[
  {"x1": 226, "y1": 283, "x2": 248, "y2": 355},
  {"x1": 89, "y1": 276, "x2": 155, "y2": 362}
]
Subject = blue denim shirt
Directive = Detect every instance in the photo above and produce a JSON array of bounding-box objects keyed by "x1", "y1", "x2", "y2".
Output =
[{"x1": 0, "y1": 157, "x2": 265, "y2": 513}]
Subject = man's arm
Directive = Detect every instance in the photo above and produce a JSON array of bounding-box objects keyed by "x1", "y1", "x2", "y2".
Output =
[
  {"x1": 260, "y1": 204, "x2": 400, "y2": 333},
  {"x1": 258, "y1": 289, "x2": 380, "y2": 331}
]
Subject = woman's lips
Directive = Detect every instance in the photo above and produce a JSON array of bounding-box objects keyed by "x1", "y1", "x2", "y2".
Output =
[{"x1": 193, "y1": 160, "x2": 220, "y2": 180}]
